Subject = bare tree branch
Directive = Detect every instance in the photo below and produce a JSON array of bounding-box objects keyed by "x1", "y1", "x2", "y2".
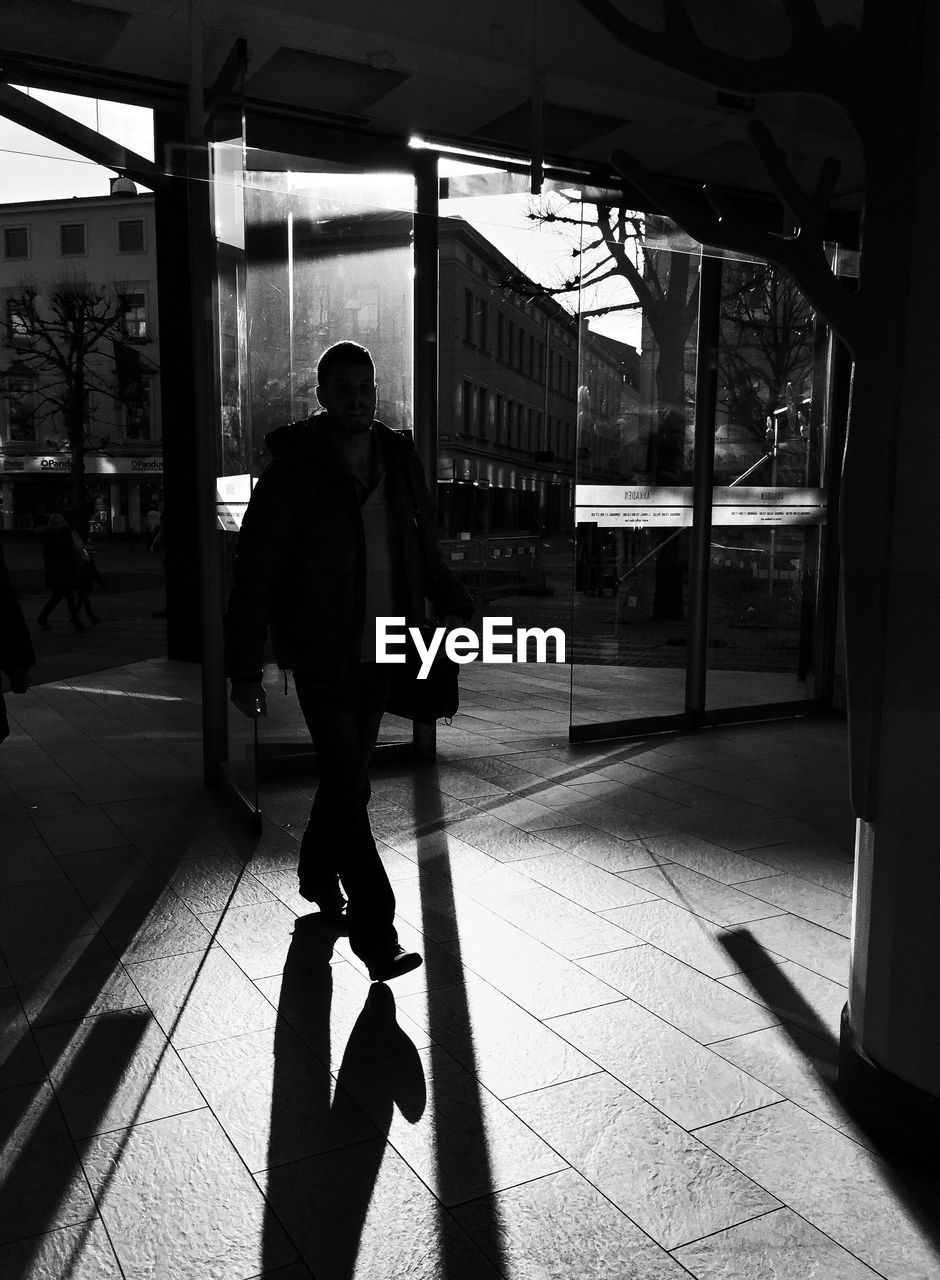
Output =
[{"x1": 610, "y1": 145, "x2": 861, "y2": 355}]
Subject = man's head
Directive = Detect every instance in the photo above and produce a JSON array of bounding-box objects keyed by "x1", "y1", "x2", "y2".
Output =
[{"x1": 316, "y1": 342, "x2": 376, "y2": 435}]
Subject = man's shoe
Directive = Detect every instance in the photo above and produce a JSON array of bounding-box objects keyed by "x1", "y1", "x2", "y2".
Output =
[{"x1": 365, "y1": 946, "x2": 423, "y2": 983}]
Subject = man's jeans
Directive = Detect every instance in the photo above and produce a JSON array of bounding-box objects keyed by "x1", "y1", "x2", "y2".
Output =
[{"x1": 293, "y1": 664, "x2": 397, "y2": 961}]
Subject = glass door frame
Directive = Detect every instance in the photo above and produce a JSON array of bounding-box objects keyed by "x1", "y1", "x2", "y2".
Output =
[
  {"x1": 569, "y1": 249, "x2": 847, "y2": 744},
  {"x1": 209, "y1": 112, "x2": 444, "y2": 803}
]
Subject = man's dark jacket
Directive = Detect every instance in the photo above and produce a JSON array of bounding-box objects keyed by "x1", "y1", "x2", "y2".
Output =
[{"x1": 224, "y1": 415, "x2": 473, "y2": 683}]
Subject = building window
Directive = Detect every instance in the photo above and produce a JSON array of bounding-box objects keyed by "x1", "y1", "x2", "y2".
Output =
[
  {"x1": 118, "y1": 219, "x2": 145, "y2": 252},
  {"x1": 2, "y1": 374, "x2": 37, "y2": 442},
  {"x1": 477, "y1": 387, "x2": 489, "y2": 438},
  {"x1": 5, "y1": 298, "x2": 32, "y2": 344},
  {"x1": 119, "y1": 291, "x2": 148, "y2": 341},
  {"x1": 124, "y1": 374, "x2": 152, "y2": 441},
  {"x1": 462, "y1": 379, "x2": 474, "y2": 434},
  {"x1": 3, "y1": 227, "x2": 29, "y2": 260},
  {"x1": 463, "y1": 290, "x2": 475, "y2": 344},
  {"x1": 59, "y1": 223, "x2": 86, "y2": 256},
  {"x1": 508, "y1": 321, "x2": 516, "y2": 368},
  {"x1": 495, "y1": 394, "x2": 504, "y2": 443},
  {"x1": 478, "y1": 299, "x2": 489, "y2": 350},
  {"x1": 496, "y1": 312, "x2": 504, "y2": 362}
]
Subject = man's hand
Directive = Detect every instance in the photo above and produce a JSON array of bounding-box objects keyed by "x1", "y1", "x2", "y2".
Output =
[
  {"x1": 231, "y1": 680, "x2": 267, "y2": 718},
  {"x1": 7, "y1": 669, "x2": 31, "y2": 694}
]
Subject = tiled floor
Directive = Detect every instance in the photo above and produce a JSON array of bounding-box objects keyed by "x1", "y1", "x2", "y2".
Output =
[{"x1": 1, "y1": 659, "x2": 938, "y2": 1279}]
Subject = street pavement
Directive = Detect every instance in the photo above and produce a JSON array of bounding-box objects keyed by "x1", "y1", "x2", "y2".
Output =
[{"x1": 2, "y1": 534, "x2": 168, "y2": 687}]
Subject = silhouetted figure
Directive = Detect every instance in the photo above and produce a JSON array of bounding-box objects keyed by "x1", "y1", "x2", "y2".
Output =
[
  {"x1": 35, "y1": 514, "x2": 84, "y2": 631},
  {"x1": 75, "y1": 548, "x2": 106, "y2": 625},
  {"x1": 225, "y1": 341, "x2": 473, "y2": 983},
  {"x1": 0, "y1": 541, "x2": 35, "y2": 743}
]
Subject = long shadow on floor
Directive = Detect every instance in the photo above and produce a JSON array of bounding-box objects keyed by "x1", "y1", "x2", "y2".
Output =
[
  {"x1": 0, "y1": 795, "x2": 256, "y2": 1278},
  {"x1": 260, "y1": 914, "x2": 425, "y2": 1277},
  {"x1": 260, "y1": 911, "x2": 501, "y2": 1278},
  {"x1": 720, "y1": 929, "x2": 940, "y2": 1257}
]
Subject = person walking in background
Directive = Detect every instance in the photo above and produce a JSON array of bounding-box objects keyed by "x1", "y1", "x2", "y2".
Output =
[
  {"x1": 224, "y1": 341, "x2": 473, "y2": 983},
  {"x1": 35, "y1": 513, "x2": 85, "y2": 631},
  {"x1": 0, "y1": 540, "x2": 35, "y2": 744},
  {"x1": 75, "y1": 546, "x2": 106, "y2": 625}
]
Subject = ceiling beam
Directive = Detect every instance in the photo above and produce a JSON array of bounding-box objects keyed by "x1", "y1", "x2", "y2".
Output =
[{"x1": 0, "y1": 80, "x2": 166, "y2": 189}]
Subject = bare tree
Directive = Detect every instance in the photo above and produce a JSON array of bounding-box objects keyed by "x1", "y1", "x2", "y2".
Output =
[
  {"x1": 509, "y1": 198, "x2": 700, "y2": 429},
  {"x1": 2, "y1": 279, "x2": 145, "y2": 532},
  {"x1": 718, "y1": 261, "x2": 815, "y2": 449}
]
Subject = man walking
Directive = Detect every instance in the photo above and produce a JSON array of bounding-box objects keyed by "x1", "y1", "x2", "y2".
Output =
[{"x1": 225, "y1": 342, "x2": 473, "y2": 982}]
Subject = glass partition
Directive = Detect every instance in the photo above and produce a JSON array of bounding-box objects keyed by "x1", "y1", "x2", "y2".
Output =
[
  {"x1": 705, "y1": 259, "x2": 831, "y2": 711},
  {"x1": 213, "y1": 149, "x2": 418, "y2": 785},
  {"x1": 571, "y1": 217, "x2": 702, "y2": 732},
  {"x1": 208, "y1": 137, "x2": 842, "y2": 770}
]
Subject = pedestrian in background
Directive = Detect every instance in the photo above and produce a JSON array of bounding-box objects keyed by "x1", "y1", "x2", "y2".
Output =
[
  {"x1": 35, "y1": 514, "x2": 85, "y2": 631},
  {"x1": 75, "y1": 545, "x2": 106, "y2": 625},
  {"x1": 0, "y1": 541, "x2": 35, "y2": 743}
]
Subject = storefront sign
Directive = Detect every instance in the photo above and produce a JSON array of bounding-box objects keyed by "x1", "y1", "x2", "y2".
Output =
[
  {"x1": 575, "y1": 485, "x2": 693, "y2": 528},
  {"x1": 711, "y1": 486, "x2": 827, "y2": 526},
  {"x1": 575, "y1": 484, "x2": 826, "y2": 528},
  {"x1": 0, "y1": 454, "x2": 163, "y2": 475}
]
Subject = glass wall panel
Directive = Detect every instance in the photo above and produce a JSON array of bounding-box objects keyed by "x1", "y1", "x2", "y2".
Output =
[
  {"x1": 705, "y1": 259, "x2": 830, "y2": 710},
  {"x1": 571, "y1": 218, "x2": 701, "y2": 731},
  {"x1": 213, "y1": 155, "x2": 417, "y2": 781},
  {"x1": 436, "y1": 165, "x2": 594, "y2": 742}
]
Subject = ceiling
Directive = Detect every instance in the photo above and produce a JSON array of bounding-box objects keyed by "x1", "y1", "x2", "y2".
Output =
[{"x1": 1, "y1": 1, "x2": 865, "y2": 216}]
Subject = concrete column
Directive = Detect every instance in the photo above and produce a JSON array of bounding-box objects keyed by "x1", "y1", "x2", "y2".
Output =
[{"x1": 838, "y1": 3, "x2": 940, "y2": 1156}]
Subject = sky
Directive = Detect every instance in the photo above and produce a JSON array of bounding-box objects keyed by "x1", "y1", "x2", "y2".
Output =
[
  {"x1": 0, "y1": 89, "x2": 641, "y2": 345},
  {"x1": 0, "y1": 86, "x2": 154, "y2": 204}
]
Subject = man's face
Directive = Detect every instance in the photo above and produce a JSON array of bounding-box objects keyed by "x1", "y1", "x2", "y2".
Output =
[{"x1": 317, "y1": 360, "x2": 377, "y2": 435}]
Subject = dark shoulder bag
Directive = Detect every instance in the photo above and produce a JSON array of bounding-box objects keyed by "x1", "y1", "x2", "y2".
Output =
[{"x1": 384, "y1": 461, "x2": 460, "y2": 726}]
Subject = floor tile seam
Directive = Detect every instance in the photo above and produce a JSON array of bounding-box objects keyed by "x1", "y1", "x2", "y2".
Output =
[
  {"x1": 664, "y1": 1203, "x2": 788, "y2": 1258},
  {"x1": 542, "y1": 992, "x2": 798, "y2": 1114},
  {"x1": 503, "y1": 1065, "x2": 788, "y2": 1230},
  {"x1": 574, "y1": 943, "x2": 793, "y2": 1030},
  {"x1": 716, "y1": 957, "x2": 849, "y2": 1012},
  {"x1": 8, "y1": 942, "x2": 147, "y2": 1031},
  {"x1": 727, "y1": 884, "x2": 853, "y2": 936},
  {"x1": 433, "y1": 867, "x2": 655, "y2": 952},
  {"x1": 614, "y1": 860, "x2": 793, "y2": 905},
  {"x1": 731, "y1": 861, "x2": 855, "y2": 901},
  {"x1": 0, "y1": 1208, "x2": 117, "y2": 1260},
  {"x1": 457, "y1": 1156, "x2": 717, "y2": 1264},
  {"x1": 690, "y1": 1093, "x2": 890, "y2": 1177},
  {"x1": 594, "y1": 894, "x2": 795, "y2": 964}
]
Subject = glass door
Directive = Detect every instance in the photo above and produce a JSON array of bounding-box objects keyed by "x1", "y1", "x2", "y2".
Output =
[
  {"x1": 212, "y1": 140, "x2": 419, "y2": 788},
  {"x1": 705, "y1": 258, "x2": 831, "y2": 713},
  {"x1": 570, "y1": 234, "x2": 838, "y2": 741},
  {"x1": 571, "y1": 215, "x2": 702, "y2": 735}
]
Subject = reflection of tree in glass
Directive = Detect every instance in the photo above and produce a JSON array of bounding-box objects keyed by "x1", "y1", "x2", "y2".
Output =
[
  {"x1": 516, "y1": 197, "x2": 701, "y2": 620},
  {"x1": 719, "y1": 262, "x2": 815, "y2": 449},
  {"x1": 521, "y1": 197, "x2": 700, "y2": 441},
  {"x1": 2, "y1": 280, "x2": 152, "y2": 533}
]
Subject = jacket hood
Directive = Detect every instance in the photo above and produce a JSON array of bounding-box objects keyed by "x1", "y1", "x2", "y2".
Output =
[{"x1": 263, "y1": 412, "x2": 413, "y2": 462}]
